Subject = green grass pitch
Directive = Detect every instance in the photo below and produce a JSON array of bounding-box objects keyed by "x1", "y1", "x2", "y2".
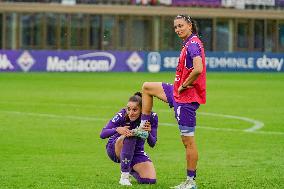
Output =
[{"x1": 0, "y1": 72, "x2": 283, "y2": 189}]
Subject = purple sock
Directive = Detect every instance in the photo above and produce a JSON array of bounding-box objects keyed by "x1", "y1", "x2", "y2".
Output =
[
  {"x1": 120, "y1": 137, "x2": 137, "y2": 172},
  {"x1": 130, "y1": 170, "x2": 156, "y2": 184},
  {"x1": 139, "y1": 178, "x2": 156, "y2": 184},
  {"x1": 141, "y1": 114, "x2": 151, "y2": 121},
  {"x1": 139, "y1": 114, "x2": 151, "y2": 128},
  {"x1": 130, "y1": 170, "x2": 140, "y2": 180},
  {"x1": 187, "y1": 169, "x2": 196, "y2": 180}
]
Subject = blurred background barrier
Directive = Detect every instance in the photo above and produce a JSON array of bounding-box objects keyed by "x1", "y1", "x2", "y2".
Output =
[
  {"x1": 0, "y1": 50, "x2": 283, "y2": 72},
  {"x1": 1, "y1": 0, "x2": 284, "y2": 8},
  {"x1": 0, "y1": 1, "x2": 283, "y2": 53},
  {"x1": 172, "y1": 0, "x2": 221, "y2": 7},
  {"x1": 146, "y1": 51, "x2": 284, "y2": 72},
  {"x1": 0, "y1": 50, "x2": 145, "y2": 72}
]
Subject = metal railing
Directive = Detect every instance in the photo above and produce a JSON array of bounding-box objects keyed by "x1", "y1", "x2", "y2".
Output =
[{"x1": 0, "y1": 0, "x2": 283, "y2": 9}]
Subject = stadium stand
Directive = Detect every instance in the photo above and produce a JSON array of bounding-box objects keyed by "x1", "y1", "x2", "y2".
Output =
[
  {"x1": 0, "y1": 0, "x2": 283, "y2": 52},
  {"x1": 0, "y1": 0, "x2": 284, "y2": 8}
]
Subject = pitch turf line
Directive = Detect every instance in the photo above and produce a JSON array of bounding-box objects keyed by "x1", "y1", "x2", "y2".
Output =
[
  {"x1": 1, "y1": 110, "x2": 283, "y2": 136},
  {"x1": 159, "y1": 109, "x2": 264, "y2": 132},
  {"x1": 200, "y1": 112, "x2": 264, "y2": 132},
  {"x1": 0, "y1": 101, "x2": 265, "y2": 132},
  {"x1": 0, "y1": 110, "x2": 106, "y2": 122}
]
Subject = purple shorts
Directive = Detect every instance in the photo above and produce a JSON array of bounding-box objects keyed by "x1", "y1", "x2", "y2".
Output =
[
  {"x1": 162, "y1": 83, "x2": 199, "y2": 129},
  {"x1": 106, "y1": 138, "x2": 152, "y2": 168}
]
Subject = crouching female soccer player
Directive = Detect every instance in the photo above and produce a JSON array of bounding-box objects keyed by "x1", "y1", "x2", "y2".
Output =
[{"x1": 100, "y1": 92, "x2": 158, "y2": 186}]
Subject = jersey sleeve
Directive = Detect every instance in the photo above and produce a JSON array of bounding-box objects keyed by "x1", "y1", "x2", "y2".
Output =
[
  {"x1": 100, "y1": 109, "x2": 125, "y2": 139},
  {"x1": 188, "y1": 41, "x2": 201, "y2": 58},
  {"x1": 186, "y1": 42, "x2": 201, "y2": 69},
  {"x1": 147, "y1": 112, "x2": 158, "y2": 147}
]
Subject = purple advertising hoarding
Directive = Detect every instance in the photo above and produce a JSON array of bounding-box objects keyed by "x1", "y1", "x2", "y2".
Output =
[
  {"x1": 0, "y1": 50, "x2": 145, "y2": 72},
  {"x1": 276, "y1": 0, "x2": 284, "y2": 6},
  {"x1": 146, "y1": 51, "x2": 284, "y2": 72},
  {"x1": 1, "y1": 50, "x2": 283, "y2": 72},
  {"x1": 172, "y1": 0, "x2": 221, "y2": 7}
]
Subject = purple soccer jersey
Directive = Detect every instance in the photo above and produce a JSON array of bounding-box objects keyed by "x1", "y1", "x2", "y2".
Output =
[
  {"x1": 183, "y1": 34, "x2": 202, "y2": 69},
  {"x1": 100, "y1": 108, "x2": 158, "y2": 165}
]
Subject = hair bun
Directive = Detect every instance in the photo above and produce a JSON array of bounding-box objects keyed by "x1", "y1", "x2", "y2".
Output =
[{"x1": 134, "y1": 92, "x2": 142, "y2": 97}]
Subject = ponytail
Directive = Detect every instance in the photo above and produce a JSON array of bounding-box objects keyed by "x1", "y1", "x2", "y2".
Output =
[{"x1": 190, "y1": 19, "x2": 198, "y2": 35}]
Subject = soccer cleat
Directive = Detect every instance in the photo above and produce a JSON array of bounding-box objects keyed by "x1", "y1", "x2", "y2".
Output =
[
  {"x1": 119, "y1": 172, "x2": 132, "y2": 186},
  {"x1": 170, "y1": 179, "x2": 197, "y2": 189},
  {"x1": 132, "y1": 128, "x2": 149, "y2": 140}
]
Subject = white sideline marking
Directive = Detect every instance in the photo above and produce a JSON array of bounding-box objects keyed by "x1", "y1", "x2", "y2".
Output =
[
  {"x1": 160, "y1": 123, "x2": 284, "y2": 135},
  {"x1": 0, "y1": 110, "x2": 106, "y2": 122},
  {"x1": 199, "y1": 112, "x2": 264, "y2": 132},
  {"x1": 1, "y1": 110, "x2": 283, "y2": 136},
  {"x1": 0, "y1": 101, "x2": 264, "y2": 132},
  {"x1": 0, "y1": 101, "x2": 266, "y2": 132},
  {"x1": 158, "y1": 109, "x2": 264, "y2": 132}
]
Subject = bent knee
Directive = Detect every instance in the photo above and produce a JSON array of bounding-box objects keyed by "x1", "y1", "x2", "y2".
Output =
[
  {"x1": 142, "y1": 82, "x2": 152, "y2": 91},
  {"x1": 142, "y1": 82, "x2": 164, "y2": 97}
]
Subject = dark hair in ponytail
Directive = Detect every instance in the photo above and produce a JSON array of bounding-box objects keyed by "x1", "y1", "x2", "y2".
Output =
[
  {"x1": 175, "y1": 14, "x2": 199, "y2": 35},
  {"x1": 128, "y1": 92, "x2": 142, "y2": 108},
  {"x1": 190, "y1": 19, "x2": 198, "y2": 35}
]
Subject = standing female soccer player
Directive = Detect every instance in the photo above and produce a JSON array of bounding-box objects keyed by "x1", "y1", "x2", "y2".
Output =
[
  {"x1": 138, "y1": 15, "x2": 206, "y2": 189},
  {"x1": 100, "y1": 92, "x2": 158, "y2": 186}
]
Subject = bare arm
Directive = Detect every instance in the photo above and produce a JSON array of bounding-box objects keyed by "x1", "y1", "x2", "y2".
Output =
[{"x1": 178, "y1": 56, "x2": 203, "y2": 93}]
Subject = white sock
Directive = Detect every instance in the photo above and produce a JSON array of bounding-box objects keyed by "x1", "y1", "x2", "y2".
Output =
[
  {"x1": 138, "y1": 120, "x2": 147, "y2": 129},
  {"x1": 187, "y1": 176, "x2": 195, "y2": 180},
  {"x1": 121, "y1": 172, "x2": 129, "y2": 176}
]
